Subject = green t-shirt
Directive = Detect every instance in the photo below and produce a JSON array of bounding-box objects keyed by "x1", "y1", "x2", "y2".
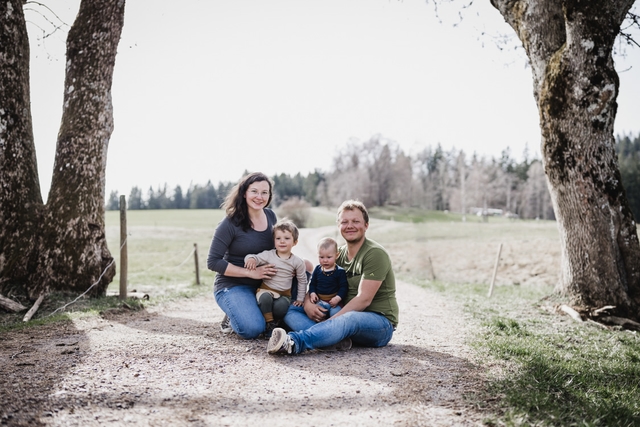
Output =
[{"x1": 337, "y1": 238, "x2": 399, "y2": 327}]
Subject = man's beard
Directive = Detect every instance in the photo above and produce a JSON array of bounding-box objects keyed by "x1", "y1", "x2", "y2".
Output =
[{"x1": 344, "y1": 234, "x2": 363, "y2": 244}]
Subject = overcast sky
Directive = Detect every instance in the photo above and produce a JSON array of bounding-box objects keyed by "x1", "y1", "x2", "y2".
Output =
[{"x1": 27, "y1": 0, "x2": 640, "y2": 200}]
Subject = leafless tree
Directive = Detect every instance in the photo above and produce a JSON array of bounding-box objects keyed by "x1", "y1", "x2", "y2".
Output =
[
  {"x1": 519, "y1": 160, "x2": 546, "y2": 219},
  {"x1": 390, "y1": 149, "x2": 414, "y2": 206},
  {"x1": 327, "y1": 140, "x2": 369, "y2": 206}
]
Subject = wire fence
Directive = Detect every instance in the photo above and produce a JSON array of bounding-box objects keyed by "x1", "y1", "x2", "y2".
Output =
[
  {"x1": 48, "y1": 237, "x2": 128, "y2": 317},
  {"x1": 46, "y1": 236, "x2": 204, "y2": 316}
]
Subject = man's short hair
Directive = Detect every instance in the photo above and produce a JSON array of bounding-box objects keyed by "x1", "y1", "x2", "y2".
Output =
[
  {"x1": 273, "y1": 218, "x2": 299, "y2": 241},
  {"x1": 337, "y1": 200, "x2": 369, "y2": 224},
  {"x1": 317, "y1": 237, "x2": 338, "y2": 253}
]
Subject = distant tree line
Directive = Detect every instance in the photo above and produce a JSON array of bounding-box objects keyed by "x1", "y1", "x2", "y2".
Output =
[
  {"x1": 107, "y1": 133, "x2": 640, "y2": 221},
  {"x1": 105, "y1": 171, "x2": 328, "y2": 212},
  {"x1": 616, "y1": 133, "x2": 640, "y2": 221},
  {"x1": 317, "y1": 135, "x2": 554, "y2": 220},
  {"x1": 106, "y1": 181, "x2": 235, "y2": 210}
]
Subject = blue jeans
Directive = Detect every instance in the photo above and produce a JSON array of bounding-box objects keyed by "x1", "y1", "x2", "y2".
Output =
[
  {"x1": 283, "y1": 305, "x2": 394, "y2": 354},
  {"x1": 317, "y1": 300, "x2": 342, "y2": 318},
  {"x1": 214, "y1": 285, "x2": 265, "y2": 339}
]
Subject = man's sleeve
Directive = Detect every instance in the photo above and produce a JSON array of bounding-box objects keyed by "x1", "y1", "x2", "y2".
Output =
[{"x1": 361, "y1": 248, "x2": 391, "y2": 282}]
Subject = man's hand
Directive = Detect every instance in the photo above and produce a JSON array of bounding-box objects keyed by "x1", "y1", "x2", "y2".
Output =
[
  {"x1": 330, "y1": 279, "x2": 382, "y2": 320},
  {"x1": 304, "y1": 296, "x2": 327, "y2": 322}
]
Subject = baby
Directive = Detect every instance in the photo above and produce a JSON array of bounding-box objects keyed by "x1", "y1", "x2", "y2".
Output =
[{"x1": 307, "y1": 237, "x2": 348, "y2": 319}]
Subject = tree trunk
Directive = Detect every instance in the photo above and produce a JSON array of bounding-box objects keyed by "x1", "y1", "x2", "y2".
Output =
[
  {"x1": 491, "y1": 0, "x2": 640, "y2": 319},
  {"x1": 0, "y1": 0, "x2": 44, "y2": 294},
  {"x1": 0, "y1": 0, "x2": 125, "y2": 299}
]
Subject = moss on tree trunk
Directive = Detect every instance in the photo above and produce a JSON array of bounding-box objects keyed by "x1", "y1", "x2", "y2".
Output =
[{"x1": 492, "y1": 0, "x2": 640, "y2": 319}]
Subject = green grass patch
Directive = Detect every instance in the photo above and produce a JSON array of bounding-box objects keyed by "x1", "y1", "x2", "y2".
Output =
[
  {"x1": 105, "y1": 209, "x2": 222, "y2": 295},
  {"x1": 415, "y1": 279, "x2": 640, "y2": 427},
  {"x1": 366, "y1": 206, "x2": 559, "y2": 250},
  {"x1": 369, "y1": 206, "x2": 472, "y2": 223},
  {"x1": 368, "y1": 205, "x2": 536, "y2": 224},
  {"x1": 105, "y1": 208, "x2": 226, "y2": 229},
  {"x1": 1, "y1": 285, "x2": 210, "y2": 334},
  {"x1": 303, "y1": 207, "x2": 340, "y2": 227},
  {"x1": 0, "y1": 290, "x2": 148, "y2": 333}
]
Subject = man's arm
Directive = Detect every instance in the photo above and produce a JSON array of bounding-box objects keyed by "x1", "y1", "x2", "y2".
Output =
[{"x1": 330, "y1": 278, "x2": 382, "y2": 319}]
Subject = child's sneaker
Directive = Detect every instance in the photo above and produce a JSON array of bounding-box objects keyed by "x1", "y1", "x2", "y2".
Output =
[{"x1": 267, "y1": 328, "x2": 295, "y2": 355}]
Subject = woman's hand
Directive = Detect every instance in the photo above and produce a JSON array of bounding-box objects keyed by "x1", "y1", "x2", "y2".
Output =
[{"x1": 248, "y1": 263, "x2": 276, "y2": 280}]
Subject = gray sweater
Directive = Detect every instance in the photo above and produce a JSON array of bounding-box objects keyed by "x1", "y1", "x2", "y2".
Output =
[{"x1": 207, "y1": 208, "x2": 277, "y2": 293}]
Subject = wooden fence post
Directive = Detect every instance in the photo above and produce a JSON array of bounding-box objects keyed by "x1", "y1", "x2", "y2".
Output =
[
  {"x1": 119, "y1": 195, "x2": 128, "y2": 300},
  {"x1": 194, "y1": 243, "x2": 200, "y2": 285},
  {"x1": 427, "y1": 256, "x2": 436, "y2": 281},
  {"x1": 488, "y1": 243, "x2": 503, "y2": 298}
]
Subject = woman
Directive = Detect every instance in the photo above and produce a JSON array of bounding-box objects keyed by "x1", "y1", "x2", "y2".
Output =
[{"x1": 207, "y1": 172, "x2": 278, "y2": 339}]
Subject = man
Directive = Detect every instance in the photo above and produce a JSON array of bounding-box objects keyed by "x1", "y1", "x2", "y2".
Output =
[{"x1": 267, "y1": 200, "x2": 399, "y2": 355}]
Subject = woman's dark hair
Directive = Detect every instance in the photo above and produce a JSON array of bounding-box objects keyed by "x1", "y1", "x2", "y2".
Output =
[{"x1": 222, "y1": 172, "x2": 274, "y2": 231}]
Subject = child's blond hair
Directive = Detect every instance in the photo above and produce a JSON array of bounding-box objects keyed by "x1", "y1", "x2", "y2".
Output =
[{"x1": 317, "y1": 237, "x2": 338, "y2": 253}]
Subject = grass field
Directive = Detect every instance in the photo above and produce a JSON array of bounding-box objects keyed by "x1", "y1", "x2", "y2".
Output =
[
  {"x1": 104, "y1": 209, "x2": 225, "y2": 296},
  {"x1": 103, "y1": 207, "x2": 340, "y2": 296}
]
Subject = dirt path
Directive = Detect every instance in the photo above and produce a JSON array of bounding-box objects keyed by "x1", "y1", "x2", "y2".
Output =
[{"x1": 1, "y1": 226, "x2": 489, "y2": 426}]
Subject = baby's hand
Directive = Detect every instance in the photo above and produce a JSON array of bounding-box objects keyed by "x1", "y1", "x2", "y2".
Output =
[
  {"x1": 244, "y1": 258, "x2": 257, "y2": 270},
  {"x1": 309, "y1": 292, "x2": 318, "y2": 303},
  {"x1": 292, "y1": 300, "x2": 303, "y2": 307},
  {"x1": 329, "y1": 296, "x2": 341, "y2": 307}
]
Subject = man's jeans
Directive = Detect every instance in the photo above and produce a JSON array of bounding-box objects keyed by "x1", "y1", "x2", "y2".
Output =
[
  {"x1": 284, "y1": 304, "x2": 394, "y2": 354},
  {"x1": 215, "y1": 285, "x2": 265, "y2": 339}
]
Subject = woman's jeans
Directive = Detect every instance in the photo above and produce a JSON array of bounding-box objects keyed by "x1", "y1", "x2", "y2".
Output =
[
  {"x1": 214, "y1": 285, "x2": 264, "y2": 339},
  {"x1": 284, "y1": 304, "x2": 394, "y2": 354}
]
